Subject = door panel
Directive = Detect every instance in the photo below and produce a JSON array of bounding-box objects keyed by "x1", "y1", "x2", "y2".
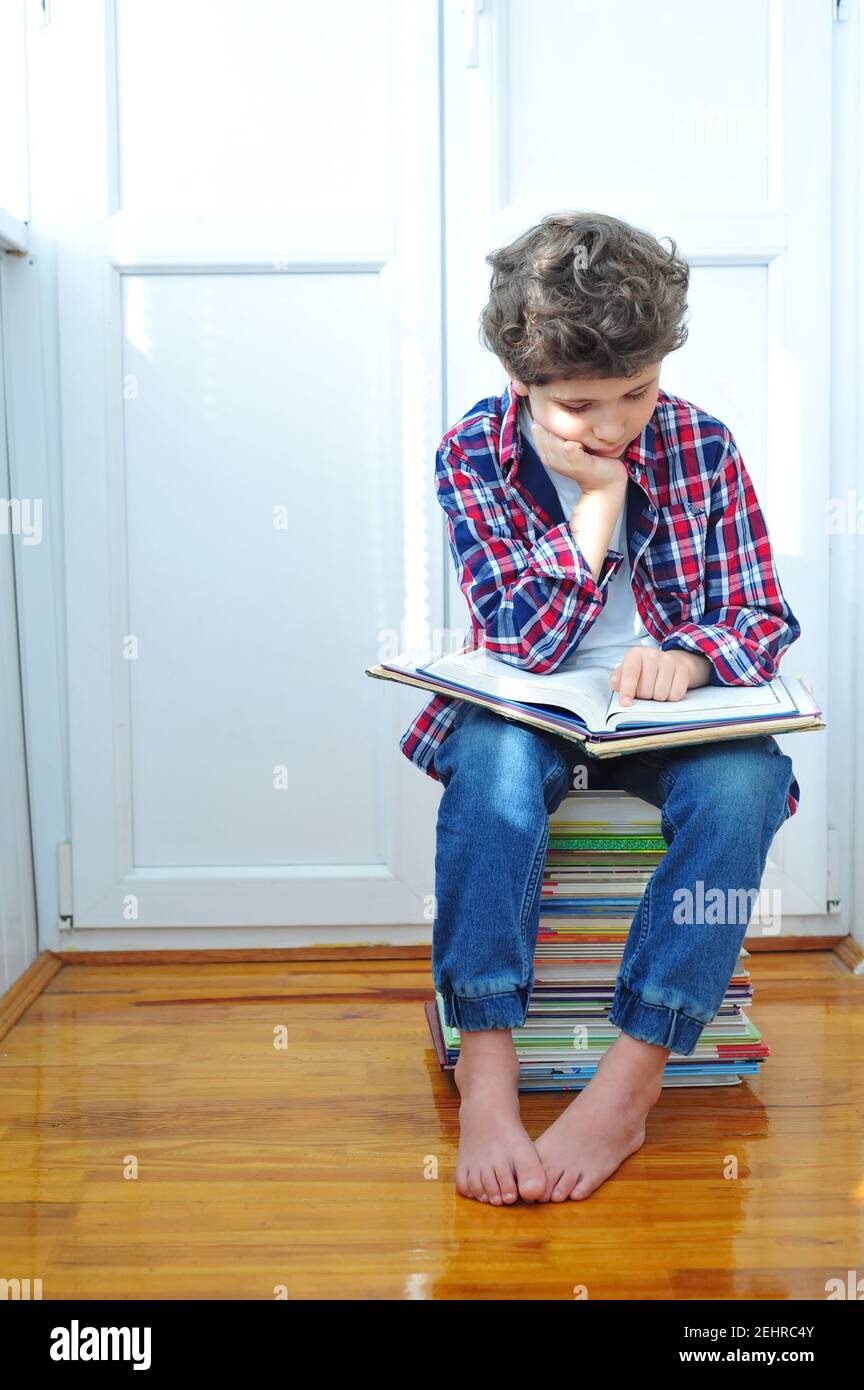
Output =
[{"x1": 123, "y1": 271, "x2": 392, "y2": 868}]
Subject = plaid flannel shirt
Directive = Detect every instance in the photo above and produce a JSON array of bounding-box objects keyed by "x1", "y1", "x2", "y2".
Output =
[{"x1": 400, "y1": 380, "x2": 801, "y2": 817}]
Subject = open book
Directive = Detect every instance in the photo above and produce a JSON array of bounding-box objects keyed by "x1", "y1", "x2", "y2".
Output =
[{"x1": 366, "y1": 645, "x2": 824, "y2": 757}]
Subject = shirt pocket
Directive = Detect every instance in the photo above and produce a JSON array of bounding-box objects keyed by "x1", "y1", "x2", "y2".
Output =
[{"x1": 644, "y1": 501, "x2": 709, "y2": 618}]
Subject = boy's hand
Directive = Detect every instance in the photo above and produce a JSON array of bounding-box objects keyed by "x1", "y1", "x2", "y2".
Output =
[
  {"x1": 609, "y1": 649, "x2": 712, "y2": 706},
  {"x1": 532, "y1": 419, "x2": 628, "y2": 494}
]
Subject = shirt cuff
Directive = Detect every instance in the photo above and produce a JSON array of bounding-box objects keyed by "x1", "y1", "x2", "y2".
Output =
[{"x1": 661, "y1": 623, "x2": 770, "y2": 685}]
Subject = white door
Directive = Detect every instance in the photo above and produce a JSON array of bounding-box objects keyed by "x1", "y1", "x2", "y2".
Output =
[
  {"x1": 442, "y1": 0, "x2": 833, "y2": 923},
  {"x1": 47, "y1": 0, "x2": 445, "y2": 936}
]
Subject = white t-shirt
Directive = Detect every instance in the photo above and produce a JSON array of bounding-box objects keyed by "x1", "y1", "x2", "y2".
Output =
[{"x1": 519, "y1": 402, "x2": 659, "y2": 671}]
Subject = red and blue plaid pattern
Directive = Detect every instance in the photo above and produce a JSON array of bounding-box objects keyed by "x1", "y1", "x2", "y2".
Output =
[{"x1": 399, "y1": 380, "x2": 801, "y2": 815}]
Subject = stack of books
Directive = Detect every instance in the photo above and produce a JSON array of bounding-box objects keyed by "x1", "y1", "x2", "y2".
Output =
[{"x1": 425, "y1": 789, "x2": 770, "y2": 1092}]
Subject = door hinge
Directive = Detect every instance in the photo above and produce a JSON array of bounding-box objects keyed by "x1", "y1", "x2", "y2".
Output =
[
  {"x1": 58, "y1": 842, "x2": 73, "y2": 929},
  {"x1": 826, "y1": 827, "x2": 841, "y2": 913},
  {"x1": 834, "y1": 0, "x2": 850, "y2": 22}
]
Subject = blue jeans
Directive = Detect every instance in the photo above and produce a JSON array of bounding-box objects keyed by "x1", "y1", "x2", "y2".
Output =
[{"x1": 431, "y1": 703, "x2": 797, "y2": 1056}]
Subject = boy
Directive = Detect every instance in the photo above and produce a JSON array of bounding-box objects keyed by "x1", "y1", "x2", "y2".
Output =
[{"x1": 400, "y1": 212, "x2": 800, "y2": 1205}]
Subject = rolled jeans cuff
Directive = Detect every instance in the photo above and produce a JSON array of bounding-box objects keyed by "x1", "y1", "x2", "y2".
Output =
[
  {"x1": 441, "y1": 985, "x2": 532, "y2": 1032},
  {"x1": 608, "y1": 978, "x2": 706, "y2": 1057}
]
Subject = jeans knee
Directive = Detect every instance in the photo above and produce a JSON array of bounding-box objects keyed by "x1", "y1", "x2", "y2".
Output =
[
  {"x1": 727, "y1": 741, "x2": 793, "y2": 810},
  {"x1": 434, "y1": 706, "x2": 562, "y2": 827},
  {"x1": 675, "y1": 738, "x2": 794, "y2": 831}
]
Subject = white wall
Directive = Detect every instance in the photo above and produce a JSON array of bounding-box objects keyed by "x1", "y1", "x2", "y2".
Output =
[
  {"x1": 0, "y1": 0, "x2": 39, "y2": 988},
  {"x1": 0, "y1": 0, "x2": 70, "y2": 979},
  {"x1": 828, "y1": 3, "x2": 864, "y2": 955},
  {"x1": 0, "y1": 277, "x2": 39, "y2": 990}
]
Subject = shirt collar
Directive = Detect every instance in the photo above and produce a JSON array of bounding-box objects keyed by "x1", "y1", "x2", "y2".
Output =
[{"x1": 500, "y1": 378, "x2": 659, "y2": 495}]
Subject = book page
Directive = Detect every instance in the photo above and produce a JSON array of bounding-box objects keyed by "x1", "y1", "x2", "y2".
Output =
[
  {"x1": 605, "y1": 675, "x2": 798, "y2": 730},
  {"x1": 418, "y1": 645, "x2": 613, "y2": 732}
]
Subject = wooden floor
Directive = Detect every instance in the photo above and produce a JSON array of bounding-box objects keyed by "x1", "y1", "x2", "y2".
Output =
[{"x1": 1, "y1": 950, "x2": 862, "y2": 1300}]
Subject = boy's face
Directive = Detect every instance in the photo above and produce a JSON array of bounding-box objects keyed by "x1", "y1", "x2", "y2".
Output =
[{"x1": 512, "y1": 363, "x2": 662, "y2": 459}]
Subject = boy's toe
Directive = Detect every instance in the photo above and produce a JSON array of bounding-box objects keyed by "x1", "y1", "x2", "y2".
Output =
[
  {"x1": 548, "y1": 1168, "x2": 573, "y2": 1202},
  {"x1": 493, "y1": 1163, "x2": 518, "y2": 1203},
  {"x1": 481, "y1": 1167, "x2": 503, "y2": 1204},
  {"x1": 468, "y1": 1169, "x2": 487, "y2": 1201},
  {"x1": 514, "y1": 1147, "x2": 547, "y2": 1202}
]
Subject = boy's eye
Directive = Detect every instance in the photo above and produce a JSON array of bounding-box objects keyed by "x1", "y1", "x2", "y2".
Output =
[{"x1": 561, "y1": 387, "x2": 649, "y2": 412}]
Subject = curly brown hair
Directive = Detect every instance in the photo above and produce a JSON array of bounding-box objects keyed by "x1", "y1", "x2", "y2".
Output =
[{"x1": 478, "y1": 210, "x2": 690, "y2": 384}]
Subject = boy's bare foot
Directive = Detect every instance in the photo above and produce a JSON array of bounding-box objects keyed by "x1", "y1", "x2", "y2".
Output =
[
  {"x1": 533, "y1": 1032, "x2": 668, "y2": 1202},
  {"x1": 453, "y1": 1029, "x2": 546, "y2": 1205}
]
